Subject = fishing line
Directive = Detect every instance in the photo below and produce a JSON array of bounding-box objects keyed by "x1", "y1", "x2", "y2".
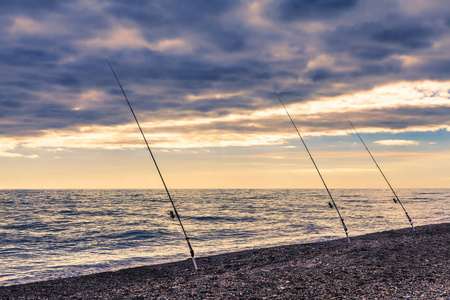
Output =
[
  {"x1": 276, "y1": 93, "x2": 351, "y2": 243},
  {"x1": 106, "y1": 59, "x2": 198, "y2": 270},
  {"x1": 347, "y1": 119, "x2": 415, "y2": 231}
]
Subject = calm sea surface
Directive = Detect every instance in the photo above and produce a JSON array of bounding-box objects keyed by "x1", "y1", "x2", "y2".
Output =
[{"x1": 1, "y1": 189, "x2": 449, "y2": 286}]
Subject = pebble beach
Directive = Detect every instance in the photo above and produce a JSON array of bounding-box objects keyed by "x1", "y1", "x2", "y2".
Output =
[{"x1": 1, "y1": 222, "x2": 449, "y2": 299}]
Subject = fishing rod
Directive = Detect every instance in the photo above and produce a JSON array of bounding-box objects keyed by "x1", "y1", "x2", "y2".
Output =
[
  {"x1": 347, "y1": 119, "x2": 415, "y2": 231},
  {"x1": 276, "y1": 93, "x2": 350, "y2": 243},
  {"x1": 106, "y1": 59, "x2": 198, "y2": 270}
]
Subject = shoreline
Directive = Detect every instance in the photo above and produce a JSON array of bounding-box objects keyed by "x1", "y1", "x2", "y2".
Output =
[{"x1": 1, "y1": 223, "x2": 449, "y2": 299}]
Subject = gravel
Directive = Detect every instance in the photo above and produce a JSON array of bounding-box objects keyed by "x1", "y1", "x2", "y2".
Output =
[{"x1": 1, "y1": 223, "x2": 449, "y2": 299}]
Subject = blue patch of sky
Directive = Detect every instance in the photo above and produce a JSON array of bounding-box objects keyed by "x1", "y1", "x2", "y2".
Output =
[{"x1": 281, "y1": 129, "x2": 450, "y2": 153}]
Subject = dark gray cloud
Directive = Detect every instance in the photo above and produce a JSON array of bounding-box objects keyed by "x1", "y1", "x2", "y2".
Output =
[
  {"x1": 107, "y1": 0, "x2": 246, "y2": 53},
  {"x1": 326, "y1": 16, "x2": 443, "y2": 60},
  {"x1": 415, "y1": 59, "x2": 450, "y2": 80},
  {"x1": 183, "y1": 95, "x2": 256, "y2": 113},
  {"x1": 306, "y1": 59, "x2": 403, "y2": 83},
  {"x1": 108, "y1": 0, "x2": 239, "y2": 25},
  {"x1": 0, "y1": 0, "x2": 62, "y2": 14},
  {"x1": 268, "y1": 0, "x2": 359, "y2": 21},
  {"x1": 345, "y1": 106, "x2": 450, "y2": 132}
]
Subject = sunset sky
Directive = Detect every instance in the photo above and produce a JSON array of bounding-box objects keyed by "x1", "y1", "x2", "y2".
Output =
[{"x1": 1, "y1": 0, "x2": 449, "y2": 189}]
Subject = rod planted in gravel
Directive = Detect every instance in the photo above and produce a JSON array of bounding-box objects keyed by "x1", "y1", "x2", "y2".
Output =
[
  {"x1": 276, "y1": 93, "x2": 350, "y2": 242},
  {"x1": 347, "y1": 119, "x2": 415, "y2": 231},
  {"x1": 107, "y1": 59, "x2": 198, "y2": 270}
]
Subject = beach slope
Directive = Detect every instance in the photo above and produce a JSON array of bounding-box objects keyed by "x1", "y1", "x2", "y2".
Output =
[{"x1": 1, "y1": 223, "x2": 449, "y2": 299}]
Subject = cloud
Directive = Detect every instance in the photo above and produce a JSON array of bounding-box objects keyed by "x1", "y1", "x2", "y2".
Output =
[
  {"x1": 8, "y1": 123, "x2": 293, "y2": 150},
  {"x1": 326, "y1": 17, "x2": 442, "y2": 60},
  {"x1": 1, "y1": 0, "x2": 450, "y2": 156},
  {"x1": 282, "y1": 80, "x2": 450, "y2": 121},
  {"x1": 81, "y1": 26, "x2": 193, "y2": 53},
  {"x1": 0, "y1": 138, "x2": 38, "y2": 158},
  {"x1": 8, "y1": 17, "x2": 47, "y2": 34},
  {"x1": 0, "y1": 151, "x2": 38, "y2": 158},
  {"x1": 0, "y1": 1, "x2": 62, "y2": 15},
  {"x1": 268, "y1": 0, "x2": 359, "y2": 21},
  {"x1": 81, "y1": 26, "x2": 152, "y2": 50},
  {"x1": 0, "y1": 78, "x2": 446, "y2": 154},
  {"x1": 186, "y1": 91, "x2": 244, "y2": 101},
  {"x1": 105, "y1": 0, "x2": 245, "y2": 53},
  {"x1": 374, "y1": 139, "x2": 420, "y2": 146}
]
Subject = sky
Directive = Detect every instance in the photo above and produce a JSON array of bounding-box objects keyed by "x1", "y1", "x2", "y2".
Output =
[{"x1": 1, "y1": 0, "x2": 450, "y2": 189}]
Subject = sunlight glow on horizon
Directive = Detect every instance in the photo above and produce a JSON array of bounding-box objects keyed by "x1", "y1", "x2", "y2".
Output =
[{"x1": 1, "y1": 80, "x2": 450, "y2": 189}]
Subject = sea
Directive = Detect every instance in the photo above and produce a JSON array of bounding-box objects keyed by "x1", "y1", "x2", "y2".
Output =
[{"x1": 1, "y1": 189, "x2": 449, "y2": 286}]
